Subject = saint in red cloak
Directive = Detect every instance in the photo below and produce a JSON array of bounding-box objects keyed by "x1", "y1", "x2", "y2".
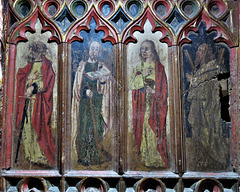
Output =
[
  {"x1": 15, "y1": 42, "x2": 56, "y2": 166},
  {"x1": 131, "y1": 40, "x2": 168, "y2": 168}
]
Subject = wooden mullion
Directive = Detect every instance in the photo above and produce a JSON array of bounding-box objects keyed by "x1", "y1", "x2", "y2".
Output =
[
  {"x1": 58, "y1": 43, "x2": 69, "y2": 175},
  {"x1": 169, "y1": 45, "x2": 184, "y2": 174}
]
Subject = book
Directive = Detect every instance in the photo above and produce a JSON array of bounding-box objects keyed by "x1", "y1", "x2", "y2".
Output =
[{"x1": 85, "y1": 65, "x2": 111, "y2": 80}]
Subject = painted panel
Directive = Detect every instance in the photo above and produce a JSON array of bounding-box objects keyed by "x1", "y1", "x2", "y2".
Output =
[
  {"x1": 183, "y1": 22, "x2": 232, "y2": 172},
  {"x1": 14, "y1": 19, "x2": 58, "y2": 169},
  {"x1": 71, "y1": 18, "x2": 115, "y2": 170},
  {"x1": 127, "y1": 20, "x2": 170, "y2": 171}
]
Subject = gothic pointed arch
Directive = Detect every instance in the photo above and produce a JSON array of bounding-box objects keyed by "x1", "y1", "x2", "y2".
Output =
[
  {"x1": 66, "y1": 6, "x2": 118, "y2": 44},
  {"x1": 9, "y1": 7, "x2": 62, "y2": 44},
  {"x1": 178, "y1": 9, "x2": 235, "y2": 47},
  {"x1": 122, "y1": 7, "x2": 173, "y2": 46}
]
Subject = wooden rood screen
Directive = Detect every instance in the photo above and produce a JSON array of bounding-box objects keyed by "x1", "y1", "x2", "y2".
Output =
[{"x1": 0, "y1": 0, "x2": 239, "y2": 191}]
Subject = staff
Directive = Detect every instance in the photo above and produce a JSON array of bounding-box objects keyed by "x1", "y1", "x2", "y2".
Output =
[{"x1": 15, "y1": 98, "x2": 29, "y2": 163}]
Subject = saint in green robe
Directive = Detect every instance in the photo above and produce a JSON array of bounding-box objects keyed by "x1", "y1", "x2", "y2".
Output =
[{"x1": 77, "y1": 62, "x2": 105, "y2": 166}]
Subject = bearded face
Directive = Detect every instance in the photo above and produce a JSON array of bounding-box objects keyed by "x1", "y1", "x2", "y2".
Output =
[
  {"x1": 89, "y1": 41, "x2": 101, "y2": 63},
  {"x1": 28, "y1": 48, "x2": 40, "y2": 62},
  {"x1": 27, "y1": 42, "x2": 47, "y2": 62},
  {"x1": 194, "y1": 44, "x2": 208, "y2": 67}
]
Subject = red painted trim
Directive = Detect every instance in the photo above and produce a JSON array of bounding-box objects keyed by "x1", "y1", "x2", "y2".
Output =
[
  {"x1": 1, "y1": 170, "x2": 61, "y2": 177},
  {"x1": 10, "y1": 8, "x2": 61, "y2": 44},
  {"x1": 122, "y1": 7, "x2": 173, "y2": 46},
  {"x1": 152, "y1": 0, "x2": 171, "y2": 19},
  {"x1": 66, "y1": 7, "x2": 118, "y2": 44},
  {"x1": 208, "y1": 0, "x2": 227, "y2": 18},
  {"x1": 43, "y1": 0, "x2": 60, "y2": 18},
  {"x1": 98, "y1": 0, "x2": 114, "y2": 17},
  {"x1": 178, "y1": 10, "x2": 234, "y2": 47},
  {"x1": 4, "y1": 44, "x2": 16, "y2": 168},
  {"x1": 0, "y1": 58, "x2": 6, "y2": 169}
]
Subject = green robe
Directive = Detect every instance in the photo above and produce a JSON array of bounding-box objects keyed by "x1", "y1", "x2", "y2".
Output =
[{"x1": 77, "y1": 62, "x2": 105, "y2": 166}]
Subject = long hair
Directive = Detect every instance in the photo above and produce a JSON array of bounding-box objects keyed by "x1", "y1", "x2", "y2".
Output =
[{"x1": 139, "y1": 40, "x2": 160, "y2": 63}]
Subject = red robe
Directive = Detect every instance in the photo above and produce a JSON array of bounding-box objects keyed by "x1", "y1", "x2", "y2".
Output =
[
  {"x1": 16, "y1": 56, "x2": 56, "y2": 166},
  {"x1": 132, "y1": 61, "x2": 168, "y2": 168}
]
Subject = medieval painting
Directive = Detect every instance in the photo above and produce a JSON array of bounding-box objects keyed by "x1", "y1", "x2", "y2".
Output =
[
  {"x1": 14, "y1": 19, "x2": 58, "y2": 169},
  {"x1": 127, "y1": 20, "x2": 170, "y2": 171},
  {"x1": 183, "y1": 22, "x2": 232, "y2": 172},
  {"x1": 71, "y1": 18, "x2": 114, "y2": 170}
]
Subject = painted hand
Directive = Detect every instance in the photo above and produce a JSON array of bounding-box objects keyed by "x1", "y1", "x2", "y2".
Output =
[
  {"x1": 186, "y1": 73, "x2": 193, "y2": 86},
  {"x1": 86, "y1": 89, "x2": 93, "y2": 98},
  {"x1": 99, "y1": 76, "x2": 107, "y2": 82},
  {"x1": 146, "y1": 87, "x2": 155, "y2": 94},
  {"x1": 142, "y1": 67, "x2": 153, "y2": 77},
  {"x1": 24, "y1": 86, "x2": 34, "y2": 98}
]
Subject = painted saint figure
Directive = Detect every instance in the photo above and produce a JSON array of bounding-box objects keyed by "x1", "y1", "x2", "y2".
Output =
[
  {"x1": 72, "y1": 41, "x2": 112, "y2": 166},
  {"x1": 15, "y1": 41, "x2": 56, "y2": 166},
  {"x1": 130, "y1": 40, "x2": 168, "y2": 168},
  {"x1": 185, "y1": 43, "x2": 230, "y2": 170}
]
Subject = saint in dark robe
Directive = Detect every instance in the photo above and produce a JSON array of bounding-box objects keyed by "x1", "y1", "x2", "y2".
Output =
[{"x1": 184, "y1": 43, "x2": 230, "y2": 170}]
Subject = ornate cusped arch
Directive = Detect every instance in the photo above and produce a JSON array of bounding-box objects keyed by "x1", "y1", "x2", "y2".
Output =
[
  {"x1": 9, "y1": 7, "x2": 62, "y2": 44},
  {"x1": 122, "y1": 7, "x2": 174, "y2": 46},
  {"x1": 66, "y1": 6, "x2": 118, "y2": 44},
  {"x1": 178, "y1": 9, "x2": 235, "y2": 47}
]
